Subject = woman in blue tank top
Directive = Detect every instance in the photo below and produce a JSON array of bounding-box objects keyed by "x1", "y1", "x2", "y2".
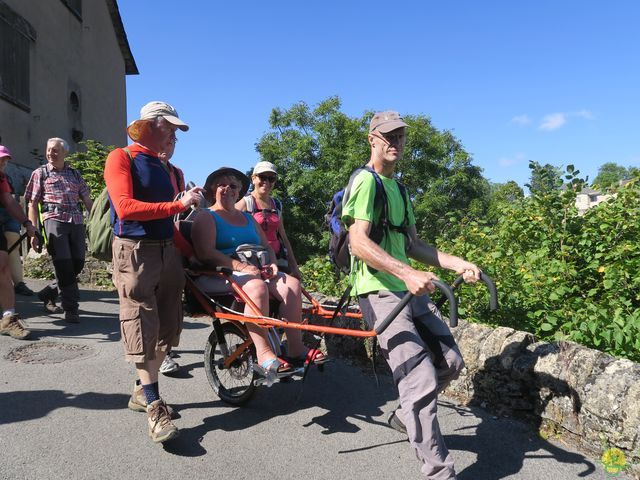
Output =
[{"x1": 191, "y1": 167, "x2": 327, "y2": 377}]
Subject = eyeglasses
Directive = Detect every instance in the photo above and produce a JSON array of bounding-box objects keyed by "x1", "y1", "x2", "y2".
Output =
[
  {"x1": 372, "y1": 131, "x2": 405, "y2": 145},
  {"x1": 217, "y1": 183, "x2": 240, "y2": 190},
  {"x1": 257, "y1": 174, "x2": 277, "y2": 183}
]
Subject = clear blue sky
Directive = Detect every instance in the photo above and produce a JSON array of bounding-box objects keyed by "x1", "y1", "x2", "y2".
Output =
[{"x1": 118, "y1": 1, "x2": 639, "y2": 190}]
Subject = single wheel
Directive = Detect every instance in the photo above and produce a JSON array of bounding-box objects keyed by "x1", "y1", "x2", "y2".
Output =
[{"x1": 204, "y1": 321, "x2": 257, "y2": 405}]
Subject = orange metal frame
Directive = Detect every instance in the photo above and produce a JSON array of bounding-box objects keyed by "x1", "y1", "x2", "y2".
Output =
[{"x1": 185, "y1": 270, "x2": 375, "y2": 338}]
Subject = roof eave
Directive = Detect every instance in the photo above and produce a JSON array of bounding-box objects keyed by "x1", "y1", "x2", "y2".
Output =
[{"x1": 105, "y1": 0, "x2": 139, "y2": 75}]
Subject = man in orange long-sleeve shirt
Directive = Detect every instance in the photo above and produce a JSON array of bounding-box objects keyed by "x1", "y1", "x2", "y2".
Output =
[{"x1": 104, "y1": 101, "x2": 201, "y2": 443}]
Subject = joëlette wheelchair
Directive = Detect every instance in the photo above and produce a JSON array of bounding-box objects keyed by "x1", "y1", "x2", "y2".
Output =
[{"x1": 174, "y1": 212, "x2": 497, "y2": 406}]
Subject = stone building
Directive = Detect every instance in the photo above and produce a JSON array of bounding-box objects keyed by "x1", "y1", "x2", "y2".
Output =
[
  {"x1": 575, "y1": 186, "x2": 613, "y2": 215},
  {"x1": 0, "y1": 0, "x2": 137, "y2": 193}
]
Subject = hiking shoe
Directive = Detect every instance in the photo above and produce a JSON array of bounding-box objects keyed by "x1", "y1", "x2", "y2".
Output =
[
  {"x1": 43, "y1": 300, "x2": 63, "y2": 314},
  {"x1": 64, "y1": 311, "x2": 80, "y2": 323},
  {"x1": 159, "y1": 355, "x2": 179, "y2": 374},
  {"x1": 387, "y1": 409, "x2": 407, "y2": 435},
  {"x1": 0, "y1": 313, "x2": 31, "y2": 340},
  {"x1": 147, "y1": 400, "x2": 179, "y2": 443},
  {"x1": 128, "y1": 382, "x2": 176, "y2": 417},
  {"x1": 14, "y1": 282, "x2": 34, "y2": 296},
  {"x1": 38, "y1": 287, "x2": 63, "y2": 314}
]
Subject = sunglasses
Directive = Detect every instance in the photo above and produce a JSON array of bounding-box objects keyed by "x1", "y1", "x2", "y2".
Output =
[
  {"x1": 257, "y1": 174, "x2": 277, "y2": 183},
  {"x1": 217, "y1": 183, "x2": 240, "y2": 190},
  {"x1": 372, "y1": 131, "x2": 405, "y2": 145}
]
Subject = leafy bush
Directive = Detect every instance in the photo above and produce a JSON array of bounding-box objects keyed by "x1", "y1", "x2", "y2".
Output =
[
  {"x1": 67, "y1": 140, "x2": 114, "y2": 200},
  {"x1": 300, "y1": 255, "x2": 349, "y2": 298},
  {"x1": 23, "y1": 255, "x2": 56, "y2": 280},
  {"x1": 439, "y1": 166, "x2": 640, "y2": 362}
]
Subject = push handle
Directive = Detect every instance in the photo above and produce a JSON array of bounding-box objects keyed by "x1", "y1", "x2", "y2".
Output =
[
  {"x1": 374, "y1": 280, "x2": 459, "y2": 335},
  {"x1": 433, "y1": 279, "x2": 459, "y2": 327},
  {"x1": 374, "y1": 292, "x2": 413, "y2": 335},
  {"x1": 437, "y1": 271, "x2": 498, "y2": 312}
]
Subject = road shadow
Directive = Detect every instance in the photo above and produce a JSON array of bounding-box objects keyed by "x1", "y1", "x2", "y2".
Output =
[
  {"x1": 449, "y1": 342, "x2": 596, "y2": 479},
  {"x1": 0, "y1": 390, "x2": 130, "y2": 424},
  {"x1": 163, "y1": 360, "x2": 397, "y2": 457},
  {"x1": 16, "y1": 288, "x2": 122, "y2": 343}
]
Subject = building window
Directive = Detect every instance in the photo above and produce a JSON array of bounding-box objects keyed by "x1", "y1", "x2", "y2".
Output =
[
  {"x1": 59, "y1": 0, "x2": 82, "y2": 20},
  {"x1": 0, "y1": 3, "x2": 36, "y2": 112}
]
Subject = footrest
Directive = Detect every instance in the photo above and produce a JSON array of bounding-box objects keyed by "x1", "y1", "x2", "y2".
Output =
[{"x1": 253, "y1": 366, "x2": 305, "y2": 387}]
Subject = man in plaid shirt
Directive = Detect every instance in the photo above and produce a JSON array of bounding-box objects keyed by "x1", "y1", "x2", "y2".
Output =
[{"x1": 25, "y1": 138, "x2": 93, "y2": 323}]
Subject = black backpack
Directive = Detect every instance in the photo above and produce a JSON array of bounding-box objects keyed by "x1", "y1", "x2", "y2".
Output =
[{"x1": 325, "y1": 165, "x2": 409, "y2": 276}]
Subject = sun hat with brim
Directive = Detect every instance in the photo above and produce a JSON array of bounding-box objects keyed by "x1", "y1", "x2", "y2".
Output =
[
  {"x1": 127, "y1": 101, "x2": 189, "y2": 141},
  {"x1": 369, "y1": 111, "x2": 409, "y2": 134},
  {"x1": 0, "y1": 145, "x2": 12, "y2": 159},
  {"x1": 204, "y1": 167, "x2": 250, "y2": 203},
  {"x1": 252, "y1": 161, "x2": 277, "y2": 176}
]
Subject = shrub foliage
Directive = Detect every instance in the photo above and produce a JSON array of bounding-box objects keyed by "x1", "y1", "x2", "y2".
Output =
[{"x1": 439, "y1": 166, "x2": 640, "y2": 362}]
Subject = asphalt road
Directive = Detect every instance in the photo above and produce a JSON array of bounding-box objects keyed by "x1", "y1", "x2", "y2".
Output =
[{"x1": 0, "y1": 280, "x2": 626, "y2": 480}]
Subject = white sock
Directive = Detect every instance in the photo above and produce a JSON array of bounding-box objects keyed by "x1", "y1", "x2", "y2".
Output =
[{"x1": 3, "y1": 309, "x2": 15, "y2": 317}]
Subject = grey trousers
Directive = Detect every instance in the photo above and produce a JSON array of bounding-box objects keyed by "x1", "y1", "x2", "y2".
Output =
[
  {"x1": 44, "y1": 220, "x2": 86, "y2": 313},
  {"x1": 359, "y1": 291, "x2": 464, "y2": 480}
]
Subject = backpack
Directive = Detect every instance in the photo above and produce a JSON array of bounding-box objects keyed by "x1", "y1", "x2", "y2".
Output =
[
  {"x1": 86, "y1": 148, "x2": 133, "y2": 262},
  {"x1": 326, "y1": 165, "x2": 409, "y2": 276}
]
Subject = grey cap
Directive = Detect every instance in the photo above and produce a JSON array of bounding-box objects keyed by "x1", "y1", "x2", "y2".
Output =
[{"x1": 369, "y1": 111, "x2": 408, "y2": 134}]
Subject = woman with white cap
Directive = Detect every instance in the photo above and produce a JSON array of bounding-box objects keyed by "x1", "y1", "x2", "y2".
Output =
[{"x1": 236, "y1": 161, "x2": 301, "y2": 280}]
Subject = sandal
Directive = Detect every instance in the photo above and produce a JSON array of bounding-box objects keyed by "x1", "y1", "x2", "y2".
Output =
[
  {"x1": 255, "y1": 357, "x2": 293, "y2": 377},
  {"x1": 286, "y1": 348, "x2": 329, "y2": 367}
]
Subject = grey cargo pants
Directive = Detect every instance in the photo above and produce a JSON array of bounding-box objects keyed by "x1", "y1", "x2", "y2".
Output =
[{"x1": 359, "y1": 291, "x2": 464, "y2": 480}]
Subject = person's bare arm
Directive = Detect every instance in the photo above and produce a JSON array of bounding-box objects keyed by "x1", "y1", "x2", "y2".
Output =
[
  {"x1": 81, "y1": 194, "x2": 93, "y2": 213},
  {"x1": 276, "y1": 219, "x2": 300, "y2": 278},
  {"x1": 235, "y1": 197, "x2": 247, "y2": 211},
  {"x1": 348, "y1": 219, "x2": 440, "y2": 295},
  {"x1": 406, "y1": 225, "x2": 481, "y2": 282}
]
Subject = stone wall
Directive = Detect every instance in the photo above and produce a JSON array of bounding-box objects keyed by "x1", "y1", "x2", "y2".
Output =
[{"x1": 305, "y1": 294, "x2": 640, "y2": 477}]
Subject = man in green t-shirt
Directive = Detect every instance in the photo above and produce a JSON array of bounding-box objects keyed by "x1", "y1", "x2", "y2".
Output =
[{"x1": 342, "y1": 111, "x2": 481, "y2": 480}]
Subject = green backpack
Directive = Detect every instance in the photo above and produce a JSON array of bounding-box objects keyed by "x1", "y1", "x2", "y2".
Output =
[{"x1": 86, "y1": 148, "x2": 132, "y2": 262}]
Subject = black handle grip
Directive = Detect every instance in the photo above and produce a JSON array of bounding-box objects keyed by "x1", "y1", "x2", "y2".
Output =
[
  {"x1": 34, "y1": 231, "x2": 45, "y2": 254},
  {"x1": 374, "y1": 280, "x2": 460, "y2": 335},
  {"x1": 374, "y1": 292, "x2": 413, "y2": 335},
  {"x1": 436, "y1": 271, "x2": 498, "y2": 312},
  {"x1": 432, "y1": 279, "x2": 459, "y2": 327},
  {"x1": 480, "y1": 272, "x2": 498, "y2": 311}
]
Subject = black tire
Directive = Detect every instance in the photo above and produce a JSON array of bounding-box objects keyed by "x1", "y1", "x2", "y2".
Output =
[{"x1": 204, "y1": 321, "x2": 257, "y2": 405}]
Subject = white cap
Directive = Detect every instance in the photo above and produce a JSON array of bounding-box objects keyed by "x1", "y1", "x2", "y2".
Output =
[{"x1": 252, "y1": 161, "x2": 277, "y2": 176}]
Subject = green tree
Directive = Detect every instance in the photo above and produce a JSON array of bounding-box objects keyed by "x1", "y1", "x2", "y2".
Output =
[
  {"x1": 67, "y1": 140, "x2": 113, "y2": 200},
  {"x1": 486, "y1": 181, "x2": 524, "y2": 223},
  {"x1": 256, "y1": 97, "x2": 489, "y2": 260},
  {"x1": 526, "y1": 160, "x2": 562, "y2": 195},
  {"x1": 592, "y1": 162, "x2": 631, "y2": 190}
]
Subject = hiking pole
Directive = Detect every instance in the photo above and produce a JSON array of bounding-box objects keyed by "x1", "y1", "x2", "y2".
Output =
[
  {"x1": 6, "y1": 232, "x2": 28, "y2": 255},
  {"x1": 7, "y1": 231, "x2": 44, "y2": 255}
]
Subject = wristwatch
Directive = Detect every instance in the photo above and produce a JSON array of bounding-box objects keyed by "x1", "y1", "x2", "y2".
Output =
[{"x1": 22, "y1": 220, "x2": 33, "y2": 227}]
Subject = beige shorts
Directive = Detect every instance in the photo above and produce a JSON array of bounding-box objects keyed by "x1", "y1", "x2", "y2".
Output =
[{"x1": 112, "y1": 236, "x2": 185, "y2": 363}]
